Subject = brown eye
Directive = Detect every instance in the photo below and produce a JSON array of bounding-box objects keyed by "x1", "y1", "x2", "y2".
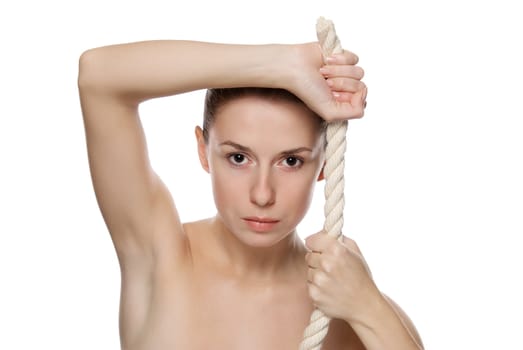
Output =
[
  {"x1": 281, "y1": 156, "x2": 303, "y2": 168},
  {"x1": 228, "y1": 153, "x2": 248, "y2": 165},
  {"x1": 286, "y1": 157, "x2": 298, "y2": 166}
]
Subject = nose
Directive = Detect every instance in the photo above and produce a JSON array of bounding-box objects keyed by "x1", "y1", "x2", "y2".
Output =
[{"x1": 250, "y1": 167, "x2": 276, "y2": 207}]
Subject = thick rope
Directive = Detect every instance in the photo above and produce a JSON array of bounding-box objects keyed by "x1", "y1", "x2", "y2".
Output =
[{"x1": 299, "y1": 17, "x2": 347, "y2": 350}]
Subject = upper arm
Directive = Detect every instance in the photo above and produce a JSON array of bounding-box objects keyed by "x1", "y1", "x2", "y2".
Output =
[
  {"x1": 78, "y1": 51, "x2": 187, "y2": 265},
  {"x1": 383, "y1": 294, "x2": 424, "y2": 349}
]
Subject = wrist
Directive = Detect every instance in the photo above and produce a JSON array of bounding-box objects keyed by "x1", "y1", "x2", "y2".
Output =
[
  {"x1": 283, "y1": 42, "x2": 323, "y2": 93},
  {"x1": 345, "y1": 292, "x2": 422, "y2": 350},
  {"x1": 343, "y1": 286, "x2": 388, "y2": 329}
]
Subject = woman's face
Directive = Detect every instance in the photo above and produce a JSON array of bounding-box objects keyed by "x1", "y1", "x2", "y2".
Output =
[{"x1": 196, "y1": 95, "x2": 325, "y2": 248}]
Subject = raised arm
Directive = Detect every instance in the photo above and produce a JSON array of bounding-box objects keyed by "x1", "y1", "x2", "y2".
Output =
[
  {"x1": 77, "y1": 41, "x2": 302, "y2": 266},
  {"x1": 78, "y1": 39, "x2": 366, "y2": 260},
  {"x1": 77, "y1": 39, "x2": 366, "y2": 347}
]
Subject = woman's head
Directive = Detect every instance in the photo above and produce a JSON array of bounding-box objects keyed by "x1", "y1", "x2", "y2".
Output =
[{"x1": 196, "y1": 87, "x2": 327, "y2": 248}]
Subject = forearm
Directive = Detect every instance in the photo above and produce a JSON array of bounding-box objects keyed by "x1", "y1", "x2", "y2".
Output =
[
  {"x1": 78, "y1": 40, "x2": 295, "y2": 104},
  {"x1": 347, "y1": 293, "x2": 424, "y2": 350}
]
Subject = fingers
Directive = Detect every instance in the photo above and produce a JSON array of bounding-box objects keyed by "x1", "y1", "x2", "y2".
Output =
[
  {"x1": 306, "y1": 232, "x2": 363, "y2": 255},
  {"x1": 327, "y1": 77, "x2": 366, "y2": 93},
  {"x1": 305, "y1": 231, "x2": 336, "y2": 252},
  {"x1": 325, "y1": 50, "x2": 359, "y2": 65},
  {"x1": 305, "y1": 251, "x2": 320, "y2": 269},
  {"x1": 306, "y1": 252, "x2": 333, "y2": 287},
  {"x1": 305, "y1": 234, "x2": 358, "y2": 270},
  {"x1": 320, "y1": 65, "x2": 364, "y2": 80},
  {"x1": 319, "y1": 64, "x2": 365, "y2": 93},
  {"x1": 307, "y1": 266, "x2": 329, "y2": 286},
  {"x1": 320, "y1": 50, "x2": 367, "y2": 112}
]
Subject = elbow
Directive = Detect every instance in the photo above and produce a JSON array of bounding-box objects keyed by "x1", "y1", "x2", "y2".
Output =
[
  {"x1": 77, "y1": 49, "x2": 94, "y2": 90},
  {"x1": 77, "y1": 48, "x2": 108, "y2": 93}
]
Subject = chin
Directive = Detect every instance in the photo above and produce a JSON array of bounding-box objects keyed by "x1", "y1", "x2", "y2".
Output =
[{"x1": 235, "y1": 228, "x2": 293, "y2": 249}]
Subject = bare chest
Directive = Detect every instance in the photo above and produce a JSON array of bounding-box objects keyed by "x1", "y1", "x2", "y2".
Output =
[{"x1": 132, "y1": 274, "x2": 361, "y2": 350}]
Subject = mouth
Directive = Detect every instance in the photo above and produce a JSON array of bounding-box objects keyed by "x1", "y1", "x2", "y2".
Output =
[
  {"x1": 244, "y1": 217, "x2": 279, "y2": 223},
  {"x1": 243, "y1": 217, "x2": 280, "y2": 232}
]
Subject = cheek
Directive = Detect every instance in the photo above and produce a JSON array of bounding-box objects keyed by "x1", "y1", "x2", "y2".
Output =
[
  {"x1": 279, "y1": 171, "x2": 318, "y2": 214},
  {"x1": 210, "y1": 163, "x2": 247, "y2": 209}
]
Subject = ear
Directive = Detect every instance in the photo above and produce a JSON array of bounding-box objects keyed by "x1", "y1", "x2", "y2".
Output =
[
  {"x1": 316, "y1": 161, "x2": 325, "y2": 181},
  {"x1": 195, "y1": 126, "x2": 210, "y2": 173}
]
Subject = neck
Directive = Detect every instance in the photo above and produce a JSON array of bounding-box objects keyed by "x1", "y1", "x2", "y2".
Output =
[{"x1": 209, "y1": 215, "x2": 307, "y2": 281}]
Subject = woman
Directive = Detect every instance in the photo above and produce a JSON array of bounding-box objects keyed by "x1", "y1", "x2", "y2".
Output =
[{"x1": 78, "y1": 39, "x2": 423, "y2": 349}]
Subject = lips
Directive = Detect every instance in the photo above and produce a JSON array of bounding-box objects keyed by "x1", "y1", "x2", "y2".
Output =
[
  {"x1": 244, "y1": 217, "x2": 279, "y2": 223},
  {"x1": 243, "y1": 217, "x2": 280, "y2": 232}
]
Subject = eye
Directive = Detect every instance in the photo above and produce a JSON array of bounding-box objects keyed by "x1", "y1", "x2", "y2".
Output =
[
  {"x1": 228, "y1": 153, "x2": 249, "y2": 166},
  {"x1": 281, "y1": 156, "x2": 303, "y2": 168}
]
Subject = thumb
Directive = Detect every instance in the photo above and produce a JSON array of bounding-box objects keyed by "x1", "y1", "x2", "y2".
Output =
[{"x1": 305, "y1": 230, "x2": 332, "y2": 252}]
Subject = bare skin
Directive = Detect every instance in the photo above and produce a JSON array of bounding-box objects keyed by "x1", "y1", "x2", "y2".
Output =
[
  {"x1": 78, "y1": 40, "x2": 423, "y2": 349},
  {"x1": 124, "y1": 218, "x2": 364, "y2": 350}
]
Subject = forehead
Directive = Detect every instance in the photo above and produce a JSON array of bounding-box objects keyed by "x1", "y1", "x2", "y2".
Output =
[{"x1": 209, "y1": 95, "x2": 323, "y2": 149}]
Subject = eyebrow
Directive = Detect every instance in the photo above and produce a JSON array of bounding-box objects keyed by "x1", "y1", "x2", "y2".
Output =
[
  {"x1": 219, "y1": 141, "x2": 313, "y2": 155},
  {"x1": 219, "y1": 141, "x2": 253, "y2": 153}
]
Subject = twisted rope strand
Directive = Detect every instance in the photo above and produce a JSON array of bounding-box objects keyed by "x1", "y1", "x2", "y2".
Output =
[{"x1": 299, "y1": 17, "x2": 347, "y2": 350}]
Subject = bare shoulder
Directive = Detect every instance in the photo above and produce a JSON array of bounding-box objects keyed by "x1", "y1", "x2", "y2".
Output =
[{"x1": 382, "y1": 294, "x2": 424, "y2": 348}]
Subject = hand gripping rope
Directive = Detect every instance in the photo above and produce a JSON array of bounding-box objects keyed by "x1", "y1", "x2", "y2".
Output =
[{"x1": 299, "y1": 17, "x2": 347, "y2": 350}]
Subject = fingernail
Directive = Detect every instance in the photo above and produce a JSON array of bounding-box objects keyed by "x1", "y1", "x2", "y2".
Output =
[
  {"x1": 325, "y1": 56, "x2": 336, "y2": 64},
  {"x1": 332, "y1": 91, "x2": 340, "y2": 98},
  {"x1": 319, "y1": 67, "x2": 328, "y2": 74},
  {"x1": 326, "y1": 79, "x2": 334, "y2": 87}
]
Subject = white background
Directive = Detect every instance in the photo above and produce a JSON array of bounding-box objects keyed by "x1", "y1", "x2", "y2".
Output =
[{"x1": 1, "y1": 1, "x2": 522, "y2": 349}]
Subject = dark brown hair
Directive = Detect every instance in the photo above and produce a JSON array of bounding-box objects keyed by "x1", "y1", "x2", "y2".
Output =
[{"x1": 202, "y1": 87, "x2": 326, "y2": 143}]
